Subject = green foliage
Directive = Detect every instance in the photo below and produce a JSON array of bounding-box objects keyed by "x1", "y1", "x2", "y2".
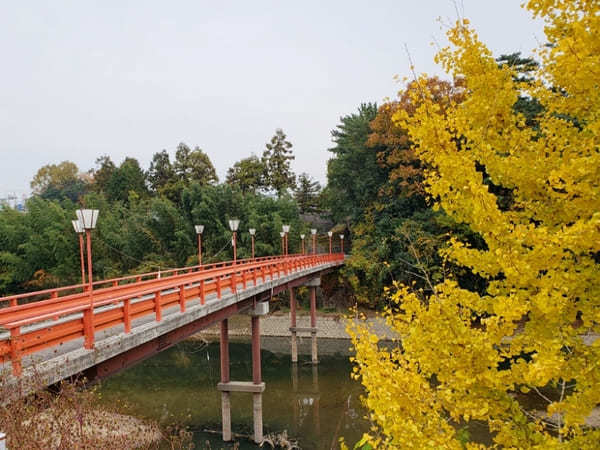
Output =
[
  {"x1": 262, "y1": 128, "x2": 296, "y2": 196},
  {"x1": 0, "y1": 181, "x2": 307, "y2": 296},
  {"x1": 30, "y1": 161, "x2": 88, "y2": 202},
  {"x1": 294, "y1": 172, "x2": 321, "y2": 214},
  {"x1": 147, "y1": 150, "x2": 175, "y2": 193},
  {"x1": 30, "y1": 161, "x2": 80, "y2": 194},
  {"x1": 226, "y1": 155, "x2": 266, "y2": 194},
  {"x1": 325, "y1": 103, "x2": 387, "y2": 222},
  {"x1": 92, "y1": 155, "x2": 116, "y2": 193},
  {"x1": 174, "y1": 143, "x2": 218, "y2": 186},
  {"x1": 105, "y1": 157, "x2": 148, "y2": 203}
]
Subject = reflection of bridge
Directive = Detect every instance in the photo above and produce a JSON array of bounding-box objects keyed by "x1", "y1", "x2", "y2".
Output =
[{"x1": 0, "y1": 252, "x2": 344, "y2": 443}]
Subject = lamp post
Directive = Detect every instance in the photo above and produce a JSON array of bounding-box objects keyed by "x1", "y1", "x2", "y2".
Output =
[
  {"x1": 311, "y1": 229, "x2": 317, "y2": 255},
  {"x1": 76, "y1": 208, "x2": 99, "y2": 350},
  {"x1": 327, "y1": 231, "x2": 333, "y2": 254},
  {"x1": 228, "y1": 219, "x2": 240, "y2": 263},
  {"x1": 300, "y1": 234, "x2": 306, "y2": 255},
  {"x1": 282, "y1": 225, "x2": 290, "y2": 255},
  {"x1": 249, "y1": 228, "x2": 256, "y2": 259},
  {"x1": 280, "y1": 231, "x2": 285, "y2": 255},
  {"x1": 339, "y1": 234, "x2": 344, "y2": 254},
  {"x1": 76, "y1": 209, "x2": 99, "y2": 292},
  {"x1": 71, "y1": 219, "x2": 86, "y2": 288},
  {"x1": 195, "y1": 225, "x2": 204, "y2": 266}
]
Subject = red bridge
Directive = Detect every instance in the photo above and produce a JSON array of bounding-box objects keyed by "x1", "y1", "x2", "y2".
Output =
[{"x1": 0, "y1": 252, "x2": 344, "y2": 443}]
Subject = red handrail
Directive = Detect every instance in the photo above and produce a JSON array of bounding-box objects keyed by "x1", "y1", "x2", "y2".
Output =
[
  {"x1": 0, "y1": 254, "x2": 302, "y2": 308},
  {"x1": 0, "y1": 253, "x2": 344, "y2": 376}
]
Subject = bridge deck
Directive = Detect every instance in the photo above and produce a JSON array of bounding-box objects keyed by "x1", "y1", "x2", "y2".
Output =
[{"x1": 0, "y1": 254, "x2": 343, "y2": 387}]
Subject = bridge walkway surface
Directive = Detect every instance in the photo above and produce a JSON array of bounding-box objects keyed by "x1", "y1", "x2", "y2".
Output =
[{"x1": 0, "y1": 253, "x2": 343, "y2": 388}]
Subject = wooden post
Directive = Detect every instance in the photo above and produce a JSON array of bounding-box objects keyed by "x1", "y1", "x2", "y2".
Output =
[
  {"x1": 9, "y1": 327, "x2": 22, "y2": 376},
  {"x1": 123, "y1": 299, "x2": 131, "y2": 333},
  {"x1": 179, "y1": 285, "x2": 186, "y2": 312},
  {"x1": 83, "y1": 308, "x2": 94, "y2": 350},
  {"x1": 155, "y1": 291, "x2": 162, "y2": 321}
]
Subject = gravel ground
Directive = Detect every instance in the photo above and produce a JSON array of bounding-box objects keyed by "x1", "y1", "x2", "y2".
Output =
[{"x1": 194, "y1": 311, "x2": 397, "y2": 340}]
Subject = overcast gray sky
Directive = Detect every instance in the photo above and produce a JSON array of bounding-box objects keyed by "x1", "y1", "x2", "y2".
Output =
[{"x1": 0, "y1": 1, "x2": 544, "y2": 197}]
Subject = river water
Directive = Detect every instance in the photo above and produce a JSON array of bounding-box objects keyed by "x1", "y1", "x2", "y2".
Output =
[{"x1": 99, "y1": 336, "x2": 369, "y2": 449}]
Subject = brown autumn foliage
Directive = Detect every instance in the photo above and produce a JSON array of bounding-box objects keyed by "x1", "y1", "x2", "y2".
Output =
[{"x1": 367, "y1": 76, "x2": 466, "y2": 199}]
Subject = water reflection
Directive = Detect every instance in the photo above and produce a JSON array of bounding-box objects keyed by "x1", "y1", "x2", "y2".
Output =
[{"x1": 99, "y1": 337, "x2": 368, "y2": 449}]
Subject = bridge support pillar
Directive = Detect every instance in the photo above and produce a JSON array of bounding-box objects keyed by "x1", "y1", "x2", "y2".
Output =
[
  {"x1": 219, "y1": 319, "x2": 232, "y2": 442},
  {"x1": 218, "y1": 302, "x2": 268, "y2": 445},
  {"x1": 307, "y1": 278, "x2": 320, "y2": 364},
  {"x1": 289, "y1": 287, "x2": 298, "y2": 363},
  {"x1": 251, "y1": 311, "x2": 264, "y2": 444}
]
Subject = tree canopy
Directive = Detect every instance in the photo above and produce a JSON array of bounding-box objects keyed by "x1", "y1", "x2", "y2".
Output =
[
  {"x1": 349, "y1": 2, "x2": 600, "y2": 447},
  {"x1": 226, "y1": 155, "x2": 266, "y2": 194},
  {"x1": 262, "y1": 128, "x2": 296, "y2": 197},
  {"x1": 174, "y1": 143, "x2": 218, "y2": 186}
]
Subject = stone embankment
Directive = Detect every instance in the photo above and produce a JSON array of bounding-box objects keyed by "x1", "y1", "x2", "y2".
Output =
[{"x1": 194, "y1": 312, "x2": 396, "y2": 340}]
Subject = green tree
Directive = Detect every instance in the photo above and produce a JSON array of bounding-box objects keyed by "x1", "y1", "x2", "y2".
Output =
[
  {"x1": 226, "y1": 155, "x2": 266, "y2": 194},
  {"x1": 30, "y1": 161, "x2": 83, "y2": 196},
  {"x1": 294, "y1": 173, "x2": 321, "y2": 214},
  {"x1": 105, "y1": 158, "x2": 148, "y2": 203},
  {"x1": 174, "y1": 143, "x2": 218, "y2": 186},
  {"x1": 325, "y1": 103, "x2": 387, "y2": 222},
  {"x1": 91, "y1": 155, "x2": 116, "y2": 193},
  {"x1": 262, "y1": 129, "x2": 296, "y2": 196},
  {"x1": 147, "y1": 150, "x2": 175, "y2": 193}
]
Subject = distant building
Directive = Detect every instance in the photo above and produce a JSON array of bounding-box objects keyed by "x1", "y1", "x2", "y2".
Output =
[{"x1": 0, "y1": 192, "x2": 28, "y2": 212}]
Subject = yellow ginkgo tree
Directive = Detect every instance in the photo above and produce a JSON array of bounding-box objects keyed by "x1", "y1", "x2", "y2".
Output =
[{"x1": 348, "y1": 1, "x2": 600, "y2": 448}]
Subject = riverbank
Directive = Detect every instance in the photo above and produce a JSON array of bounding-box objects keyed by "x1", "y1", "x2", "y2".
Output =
[{"x1": 192, "y1": 310, "x2": 396, "y2": 340}]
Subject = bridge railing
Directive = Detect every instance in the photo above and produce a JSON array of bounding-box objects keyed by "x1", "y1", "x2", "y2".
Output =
[
  {"x1": 0, "y1": 254, "x2": 303, "y2": 309},
  {"x1": 0, "y1": 253, "x2": 344, "y2": 376}
]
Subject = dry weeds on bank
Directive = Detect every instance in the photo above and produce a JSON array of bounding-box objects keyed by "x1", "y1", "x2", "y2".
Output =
[{"x1": 0, "y1": 371, "x2": 193, "y2": 449}]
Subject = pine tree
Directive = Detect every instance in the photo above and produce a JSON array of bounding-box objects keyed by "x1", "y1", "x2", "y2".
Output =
[
  {"x1": 262, "y1": 129, "x2": 296, "y2": 196},
  {"x1": 147, "y1": 150, "x2": 175, "y2": 193},
  {"x1": 294, "y1": 173, "x2": 321, "y2": 214}
]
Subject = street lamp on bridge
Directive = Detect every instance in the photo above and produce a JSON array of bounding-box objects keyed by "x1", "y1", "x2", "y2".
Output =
[
  {"x1": 280, "y1": 231, "x2": 285, "y2": 255},
  {"x1": 71, "y1": 219, "x2": 86, "y2": 288},
  {"x1": 228, "y1": 219, "x2": 240, "y2": 263},
  {"x1": 282, "y1": 224, "x2": 290, "y2": 255},
  {"x1": 195, "y1": 225, "x2": 204, "y2": 266},
  {"x1": 300, "y1": 234, "x2": 305, "y2": 255},
  {"x1": 327, "y1": 231, "x2": 333, "y2": 254},
  {"x1": 339, "y1": 234, "x2": 344, "y2": 254},
  {"x1": 76, "y1": 209, "x2": 99, "y2": 293},
  {"x1": 76, "y1": 208, "x2": 99, "y2": 350},
  {"x1": 249, "y1": 228, "x2": 256, "y2": 259},
  {"x1": 311, "y1": 229, "x2": 317, "y2": 254}
]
